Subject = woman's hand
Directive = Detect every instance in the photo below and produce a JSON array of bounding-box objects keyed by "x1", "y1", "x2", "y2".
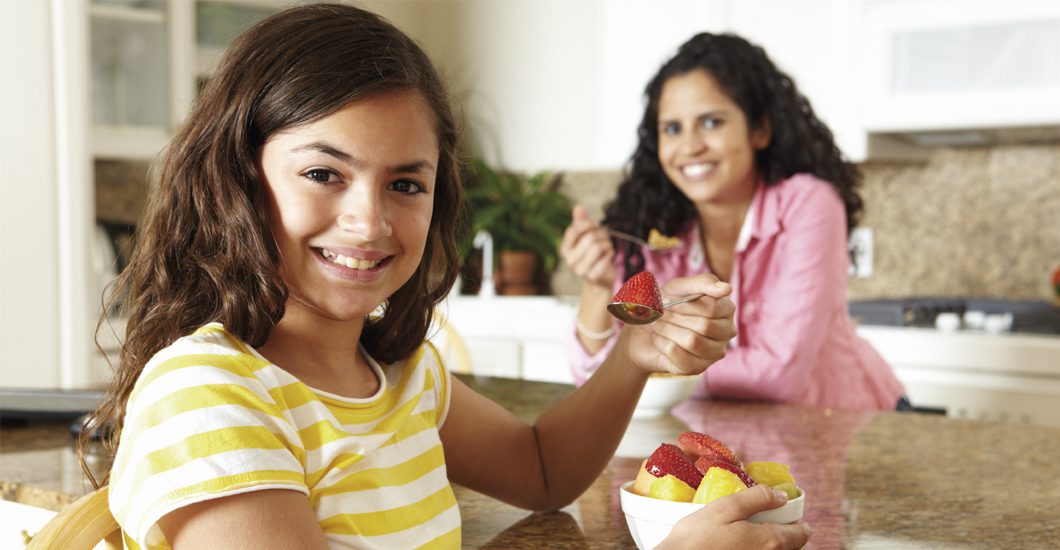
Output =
[
  {"x1": 659, "y1": 485, "x2": 812, "y2": 550},
  {"x1": 622, "y1": 273, "x2": 736, "y2": 376},
  {"x1": 560, "y1": 205, "x2": 617, "y2": 290}
]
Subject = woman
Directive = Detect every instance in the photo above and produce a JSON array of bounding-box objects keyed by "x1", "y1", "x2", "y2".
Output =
[{"x1": 562, "y1": 32, "x2": 905, "y2": 410}]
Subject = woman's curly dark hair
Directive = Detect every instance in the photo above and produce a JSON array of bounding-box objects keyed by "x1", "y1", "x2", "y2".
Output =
[{"x1": 604, "y1": 32, "x2": 863, "y2": 281}]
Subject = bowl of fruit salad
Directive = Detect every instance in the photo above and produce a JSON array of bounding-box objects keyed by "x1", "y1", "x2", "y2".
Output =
[{"x1": 619, "y1": 431, "x2": 805, "y2": 550}]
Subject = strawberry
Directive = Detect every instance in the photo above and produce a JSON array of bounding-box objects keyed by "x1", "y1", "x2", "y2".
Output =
[
  {"x1": 694, "y1": 454, "x2": 758, "y2": 488},
  {"x1": 645, "y1": 443, "x2": 703, "y2": 489},
  {"x1": 677, "y1": 431, "x2": 743, "y2": 468},
  {"x1": 612, "y1": 271, "x2": 664, "y2": 312}
]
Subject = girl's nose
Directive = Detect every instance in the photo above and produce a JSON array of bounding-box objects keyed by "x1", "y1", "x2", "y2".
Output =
[{"x1": 338, "y1": 188, "x2": 392, "y2": 241}]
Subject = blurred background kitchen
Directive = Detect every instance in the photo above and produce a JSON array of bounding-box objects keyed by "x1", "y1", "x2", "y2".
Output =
[{"x1": 2, "y1": 0, "x2": 1059, "y2": 428}]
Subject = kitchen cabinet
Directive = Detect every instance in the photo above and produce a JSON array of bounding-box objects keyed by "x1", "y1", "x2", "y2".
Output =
[
  {"x1": 438, "y1": 296, "x2": 577, "y2": 384},
  {"x1": 857, "y1": 326, "x2": 1060, "y2": 427},
  {"x1": 0, "y1": 0, "x2": 278, "y2": 398},
  {"x1": 658, "y1": 0, "x2": 1060, "y2": 160},
  {"x1": 855, "y1": 0, "x2": 1060, "y2": 140}
]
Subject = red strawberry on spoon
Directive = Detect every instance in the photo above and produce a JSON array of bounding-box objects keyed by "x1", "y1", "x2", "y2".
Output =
[{"x1": 607, "y1": 271, "x2": 703, "y2": 325}]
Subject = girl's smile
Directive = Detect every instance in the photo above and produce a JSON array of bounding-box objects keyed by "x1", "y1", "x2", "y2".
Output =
[{"x1": 260, "y1": 90, "x2": 439, "y2": 322}]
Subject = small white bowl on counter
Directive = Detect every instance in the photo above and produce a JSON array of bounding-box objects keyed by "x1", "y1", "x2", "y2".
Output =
[
  {"x1": 618, "y1": 481, "x2": 805, "y2": 550},
  {"x1": 634, "y1": 374, "x2": 701, "y2": 418}
]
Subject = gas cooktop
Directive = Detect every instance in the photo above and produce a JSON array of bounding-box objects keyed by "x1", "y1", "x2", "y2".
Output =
[{"x1": 849, "y1": 297, "x2": 1060, "y2": 334}]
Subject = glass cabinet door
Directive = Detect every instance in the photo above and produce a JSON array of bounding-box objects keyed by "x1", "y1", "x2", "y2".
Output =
[{"x1": 89, "y1": 0, "x2": 169, "y2": 129}]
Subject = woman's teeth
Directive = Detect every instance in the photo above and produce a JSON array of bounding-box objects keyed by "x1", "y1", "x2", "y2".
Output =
[
  {"x1": 682, "y1": 163, "x2": 714, "y2": 177},
  {"x1": 320, "y1": 249, "x2": 383, "y2": 270}
]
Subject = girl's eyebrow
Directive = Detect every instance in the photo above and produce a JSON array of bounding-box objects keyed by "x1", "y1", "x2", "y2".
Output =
[
  {"x1": 292, "y1": 141, "x2": 436, "y2": 175},
  {"x1": 293, "y1": 142, "x2": 356, "y2": 165}
]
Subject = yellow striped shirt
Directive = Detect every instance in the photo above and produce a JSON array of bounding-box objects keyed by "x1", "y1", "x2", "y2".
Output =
[{"x1": 109, "y1": 323, "x2": 458, "y2": 549}]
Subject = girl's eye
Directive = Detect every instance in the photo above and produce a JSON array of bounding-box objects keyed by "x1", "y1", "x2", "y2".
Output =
[
  {"x1": 303, "y1": 168, "x2": 341, "y2": 183},
  {"x1": 700, "y1": 117, "x2": 721, "y2": 130},
  {"x1": 389, "y1": 179, "x2": 426, "y2": 195}
]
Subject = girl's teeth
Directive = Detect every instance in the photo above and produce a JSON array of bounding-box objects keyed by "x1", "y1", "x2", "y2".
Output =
[{"x1": 320, "y1": 249, "x2": 381, "y2": 270}]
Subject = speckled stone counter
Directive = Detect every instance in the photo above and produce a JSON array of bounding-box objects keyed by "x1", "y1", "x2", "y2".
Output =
[{"x1": 4, "y1": 374, "x2": 1059, "y2": 548}]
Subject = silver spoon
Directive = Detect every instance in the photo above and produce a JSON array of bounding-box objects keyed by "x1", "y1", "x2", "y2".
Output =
[
  {"x1": 605, "y1": 228, "x2": 661, "y2": 251},
  {"x1": 604, "y1": 228, "x2": 681, "y2": 251},
  {"x1": 607, "y1": 294, "x2": 705, "y2": 325}
]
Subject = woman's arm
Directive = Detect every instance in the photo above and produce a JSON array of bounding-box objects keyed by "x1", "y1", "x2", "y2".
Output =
[
  {"x1": 560, "y1": 206, "x2": 620, "y2": 355},
  {"x1": 158, "y1": 490, "x2": 330, "y2": 550},
  {"x1": 441, "y1": 273, "x2": 735, "y2": 511}
]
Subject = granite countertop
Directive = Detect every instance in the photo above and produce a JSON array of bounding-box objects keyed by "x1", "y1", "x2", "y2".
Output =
[{"x1": 3, "y1": 374, "x2": 1059, "y2": 549}]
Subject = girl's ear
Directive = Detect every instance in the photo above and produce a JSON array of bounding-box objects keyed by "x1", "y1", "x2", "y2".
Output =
[{"x1": 751, "y1": 112, "x2": 772, "y2": 150}]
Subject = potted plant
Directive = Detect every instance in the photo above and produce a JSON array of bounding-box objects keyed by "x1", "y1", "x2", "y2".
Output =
[{"x1": 459, "y1": 157, "x2": 572, "y2": 295}]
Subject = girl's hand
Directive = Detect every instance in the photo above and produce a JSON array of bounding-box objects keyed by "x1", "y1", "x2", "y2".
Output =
[
  {"x1": 660, "y1": 485, "x2": 812, "y2": 550},
  {"x1": 560, "y1": 205, "x2": 617, "y2": 290},
  {"x1": 623, "y1": 273, "x2": 736, "y2": 376}
]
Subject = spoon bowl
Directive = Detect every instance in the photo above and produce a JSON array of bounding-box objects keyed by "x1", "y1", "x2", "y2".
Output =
[{"x1": 608, "y1": 294, "x2": 704, "y2": 325}]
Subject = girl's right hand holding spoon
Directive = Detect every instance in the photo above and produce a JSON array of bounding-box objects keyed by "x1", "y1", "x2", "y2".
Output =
[{"x1": 617, "y1": 271, "x2": 736, "y2": 377}]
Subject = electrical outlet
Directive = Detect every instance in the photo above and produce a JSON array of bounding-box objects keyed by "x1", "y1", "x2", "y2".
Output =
[{"x1": 848, "y1": 227, "x2": 873, "y2": 278}]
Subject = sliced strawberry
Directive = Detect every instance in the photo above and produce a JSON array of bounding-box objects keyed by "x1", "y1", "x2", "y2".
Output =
[
  {"x1": 677, "y1": 431, "x2": 743, "y2": 468},
  {"x1": 612, "y1": 271, "x2": 664, "y2": 312},
  {"x1": 645, "y1": 443, "x2": 703, "y2": 489},
  {"x1": 694, "y1": 454, "x2": 757, "y2": 488}
]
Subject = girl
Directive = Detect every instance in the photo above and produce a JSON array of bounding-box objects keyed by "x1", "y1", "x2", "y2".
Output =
[
  {"x1": 81, "y1": 5, "x2": 809, "y2": 550},
  {"x1": 562, "y1": 32, "x2": 905, "y2": 410}
]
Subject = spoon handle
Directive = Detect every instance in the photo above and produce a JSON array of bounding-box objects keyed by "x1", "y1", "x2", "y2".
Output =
[
  {"x1": 662, "y1": 294, "x2": 705, "y2": 309},
  {"x1": 604, "y1": 228, "x2": 658, "y2": 251}
]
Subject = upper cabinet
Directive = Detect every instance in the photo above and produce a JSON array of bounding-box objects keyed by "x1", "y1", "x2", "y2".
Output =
[
  {"x1": 854, "y1": 0, "x2": 1060, "y2": 146},
  {"x1": 87, "y1": 0, "x2": 278, "y2": 161},
  {"x1": 89, "y1": 0, "x2": 172, "y2": 159}
]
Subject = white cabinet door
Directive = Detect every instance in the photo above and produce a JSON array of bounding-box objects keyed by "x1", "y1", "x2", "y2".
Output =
[{"x1": 858, "y1": 0, "x2": 1060, "y2": 133}]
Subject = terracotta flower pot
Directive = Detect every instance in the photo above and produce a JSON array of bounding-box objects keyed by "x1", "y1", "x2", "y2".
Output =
[{"x1": 496, "y1": 250, "x2": 539, "y2": 295}]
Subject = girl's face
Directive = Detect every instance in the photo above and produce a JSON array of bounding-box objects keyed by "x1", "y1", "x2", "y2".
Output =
[
  {"x1": 656, "y1": 69, "x2": 771, "y2": 207},
  {"x1": 260, "y1": 91, "x2": 439, "y2": 323}
]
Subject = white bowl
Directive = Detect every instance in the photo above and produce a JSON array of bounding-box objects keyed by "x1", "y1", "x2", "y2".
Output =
[
  {"x1": 619, "y1": 481, "x2": 805, "y2": 550},
  {"x1": 634, "y1": 374, "x2": 700, "y2": 418}
]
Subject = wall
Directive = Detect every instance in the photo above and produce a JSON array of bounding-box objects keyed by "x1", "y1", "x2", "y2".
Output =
[
  {"x1": 551, "y1": 143, "x2": 1060, "y2": 301},
  {"x1": 849, "y1": 143, "x2": 1060, "y2": 301},
  {"x1": 0, "y1": 0, "x2": 61, "y2": 388},
  {"x1": 367, "y1": 0, "x2": 723, "y2": 172}
]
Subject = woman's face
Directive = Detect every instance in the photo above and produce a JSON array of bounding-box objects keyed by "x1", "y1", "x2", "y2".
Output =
[
  {"x1": 656, "y1": 69, "x2": 771, "y2": 207},
  {"x1": 260, "y1": 91, "x2": 439, "y2": 323}
]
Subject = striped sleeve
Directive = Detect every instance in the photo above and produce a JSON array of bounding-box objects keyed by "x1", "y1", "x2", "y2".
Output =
[
  {"x1": 109, "y1": 333, "x2": 307, "y2": 550},
  {"x1": 424, "y1": 341, "x2": 452, "y2": 428}
]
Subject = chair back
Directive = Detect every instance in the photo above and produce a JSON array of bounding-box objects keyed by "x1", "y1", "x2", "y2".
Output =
[{"x1": 26, "y1": 486, "x2": 122, "y2": 550}]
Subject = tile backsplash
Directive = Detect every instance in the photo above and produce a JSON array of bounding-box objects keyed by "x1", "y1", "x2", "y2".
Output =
[{"x1": 551, "y1": 143, "x2": 1060, "y2": 301}]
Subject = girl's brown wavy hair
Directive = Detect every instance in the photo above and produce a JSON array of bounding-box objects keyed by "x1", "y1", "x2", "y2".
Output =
[{"x1": 80, "y1": 3, "x2": 462, "y2": 487}]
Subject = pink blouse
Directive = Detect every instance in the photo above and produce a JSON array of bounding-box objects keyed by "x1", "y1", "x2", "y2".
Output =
[{"x1": 567, "y1": 174, "x2": 905, "y2": 410}]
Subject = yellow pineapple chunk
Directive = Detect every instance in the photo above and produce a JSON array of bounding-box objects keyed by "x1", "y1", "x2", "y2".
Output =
[
  {"x1": 631, "y1": 459, "x2": 656, "y2": 496},
  {"x1": 745, "y1": 461, "x2": 795, "y2": 488},
  {"x1": 693, "y1": 467, "x2": 748, "y2": 504},
  {"x1": 648, "y1": 474, "x2": 696, "y2": 502},
  {"x1": 772, "y1": 481, "x2": 800, "y2": 500}
]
